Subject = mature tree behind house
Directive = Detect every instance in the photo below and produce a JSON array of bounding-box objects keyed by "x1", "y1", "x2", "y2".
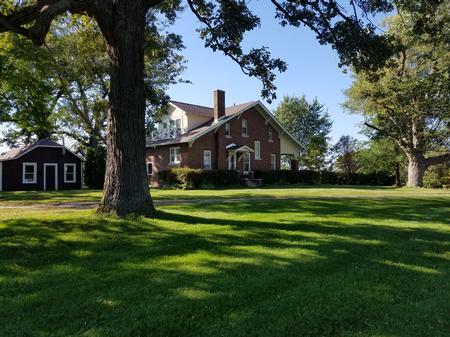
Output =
[
  {"x1": 275, "y1": 95, "x2": 332, "y2": 171},
  {"x1": 355, "y1": 139, "x2": 405, "y2": 186},
  {"x1": 332, "y1": 135, "x2": 360, "y2": 177},
  {"x1": 0, "y1": 0, "x2": 439, "y2": 216},
  {"x1": 0, "y1": 15, "x2": 185, "y2": 149},
  {"x1": 344, "y1": 12, "x2": 450, "y2": 187},
  {"x1": 0, "y1": 33, "x2": 59, "y2": 145}
]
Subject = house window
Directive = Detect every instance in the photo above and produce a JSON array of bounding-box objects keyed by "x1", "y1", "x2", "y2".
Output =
[
  {"x1": 169, "y1": 147, "x2": 181, "y2": 164},
  {"x1": 243, "y1": 152, "x2": 251, "y2": 173},
  {"x1": 268, "y1": 128, "x2": 273, "y2": 142},
  {"x1": 271, "y1": 154, "x2": 277, "y2": 171},
  {"x1": 242, "y1": 119, "x2": 248, "y2": 136},
  {"x1": 146, "y1": 162, "x2": 153, "y2": 176},
  {"x1": 64, "y1": 163, "x2": 76, "y2": 183},
  {"x1": 254, "y1": 141, "x2": 261, "y2": 160},
  {"x1": 22, "y1": 162, "x2": 37, "y2": 184},
  {"x1": 225, "y1": 123, "x2": 231, "y2": 137},
  {"x1": 203, "y1": 150, "x2": 212, "y2": 170},
  {"x1": 228, "y1": 153, "x2": 236, "y2": 170}
]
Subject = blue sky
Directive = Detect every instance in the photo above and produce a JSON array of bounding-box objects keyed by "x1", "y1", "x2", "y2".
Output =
[{"x1": 166, "y1": 2, "x2": 365, "y2": 144}]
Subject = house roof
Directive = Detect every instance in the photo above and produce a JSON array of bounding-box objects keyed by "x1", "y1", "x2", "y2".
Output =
[
  {"x1": 147, "y1": 100, "x2": 304, "y2": 150},
  {"x1": 169, "y1": 100, "x2": 256, "y2": 118},
  {"x1": 0, "y1": 138, "x2": 84, "y2": 161}
]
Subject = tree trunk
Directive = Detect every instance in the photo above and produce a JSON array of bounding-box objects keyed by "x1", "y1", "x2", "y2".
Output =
[
  {"x1": 406, "y1": 153, "x2": 427, "y2": 187},
  {"x1": 97, "y1": 1, "x2": 154, "y2": 217}
]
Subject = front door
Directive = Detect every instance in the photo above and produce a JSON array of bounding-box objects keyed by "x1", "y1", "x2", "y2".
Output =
[{"x1": 44, "y1": 164, "x2": 58, "y2": 191}]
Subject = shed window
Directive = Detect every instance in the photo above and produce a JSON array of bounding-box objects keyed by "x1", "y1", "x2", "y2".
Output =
[
  {"x1": 22, "y1": 162, "x2": 37, "y2": 184},
  {"x1": 169, "y1": 147, "x2": 181, "y2": 164},
  {"x1": 64, "y1": 163, "x2": 76, "y2": 183},
  {"x1": 268, "y1": 128, "x2": 273, "y2": 141}
]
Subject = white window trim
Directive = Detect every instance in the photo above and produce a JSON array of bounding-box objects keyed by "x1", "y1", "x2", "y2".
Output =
[
  {"x1": 169, "y1": 147, "x2": 181, "y2": 164},
  {"x1": 203, "y1": 150, "x2": 212, "y2": 170},
  {"x1": 271, "y1": 154, "x2": 277, "y2": 171},
  {"x1": 254, "y1": 141, "x2": 261, "y2": 160},
  {"x1": 22, "y1": 162, "x2": 37, "y2": 184},
  {"x1": 64, "y1": 163, "x2": 77, "y2": 183},
  {"x1": 225, "y1": 122, "x2": 231, "y2": 138}
]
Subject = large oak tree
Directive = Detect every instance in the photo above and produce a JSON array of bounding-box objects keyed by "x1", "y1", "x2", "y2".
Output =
[
  {"x1": 344, "y1": 12, "x2": 449, "y2": 187},
  {"x1": 0, "y1": 0, "x2": 436, "y2": 216}
]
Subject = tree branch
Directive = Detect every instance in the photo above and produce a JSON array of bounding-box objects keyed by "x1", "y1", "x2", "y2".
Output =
[{"x1": 425, "y1": 153, "x2": 450, "y2": 167}]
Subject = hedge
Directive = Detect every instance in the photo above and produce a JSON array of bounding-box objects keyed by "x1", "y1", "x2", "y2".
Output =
[
  {"x1": 254, "y1": 170, "x2": 395, "y2": 186},
  {"x1": 158, "y1": 168, "x2": 239, "y2": 189},
  {"x1": 158, "y1": 168, "x2": 395, "y2": 189}
]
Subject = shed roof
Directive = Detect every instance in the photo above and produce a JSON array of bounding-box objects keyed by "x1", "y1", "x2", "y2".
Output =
[{"x1": 0, "y1": 139, "x2": 84, "y2": 161}]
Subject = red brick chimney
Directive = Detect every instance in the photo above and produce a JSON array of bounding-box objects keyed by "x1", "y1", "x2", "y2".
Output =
[{"x1": 214, "y1": 90, "x2": 225, "y2": 122}]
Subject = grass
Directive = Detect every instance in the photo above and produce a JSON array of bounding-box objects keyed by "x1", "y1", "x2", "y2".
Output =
[
  {"x1": 1, "y1": 184, "x2": 449, "y2": 205},
  {"x1": 0, "y1": 187, "x2": 449, "y2": 336}
]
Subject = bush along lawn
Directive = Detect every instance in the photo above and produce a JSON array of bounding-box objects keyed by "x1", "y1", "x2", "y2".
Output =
[{"x1": 0, "y1": 190, "x2": 449, "y2": 336}]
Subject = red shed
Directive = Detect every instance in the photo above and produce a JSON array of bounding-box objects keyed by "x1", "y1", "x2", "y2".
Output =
[{"x1": 0, "y1": 139, "x2": 84, "y2": 191}]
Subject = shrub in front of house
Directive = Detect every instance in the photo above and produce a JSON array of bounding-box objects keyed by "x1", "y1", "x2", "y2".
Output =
[
  {"x1": 254, "y1": 170, "x2": 395, "y2": 186},
  {"x1": 254, "y1": 170, "x2": 320, "y2": 184},
  {"x1": 158, "y1": 168, "x2": 239, "y2": 189}
]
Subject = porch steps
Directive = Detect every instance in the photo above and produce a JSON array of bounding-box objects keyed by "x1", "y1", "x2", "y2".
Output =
[{"x1": 240, "y1": 178, "x2": 263, "y2": 187}]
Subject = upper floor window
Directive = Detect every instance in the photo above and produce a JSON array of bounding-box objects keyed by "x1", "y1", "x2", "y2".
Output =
[
  {"x1": 203, "y1": 150, "x2": 212, "y2": 170},
  {"x1": 22, "y1": 162, "x2": 37, "y2": 184},
  {"x1": 225, "y1": 123, "x2": 231, "y2": 137},
  {"x1": 170, "y1": 119, "x2": 182, "y2": 130},
  {"x1": 254, "y1": 141, "x2": 261, "y2": 160},
  {"x1": 169, "y1": 147, "x2": 181, "y2": 164},
  {"x1": 242, "y1": 118, "x2": 248, "y2": 136},
  {"x1": 268, "y1": 128, "x2": 273, "y2": 142},
  {"x1": 64, "y1": 163, "x2": 76, "y2": 183}
]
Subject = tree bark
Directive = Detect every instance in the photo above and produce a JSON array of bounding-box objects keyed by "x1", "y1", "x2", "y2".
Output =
[
  {"x1": 96, "y1": 1, "x2": 155, "y2": 217},
  {"x1": 406, "y1": 153, "x2": 427, "y2": 187}
]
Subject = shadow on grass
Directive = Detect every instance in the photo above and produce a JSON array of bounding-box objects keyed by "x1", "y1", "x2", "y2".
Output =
[{"x1": 0, "y1": 197, "x2": 449, "y2": 337}]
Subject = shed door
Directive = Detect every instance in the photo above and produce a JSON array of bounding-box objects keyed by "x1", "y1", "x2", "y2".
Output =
[{"x1": 44, "y1": 164, "x2": 57, "y2": 191}]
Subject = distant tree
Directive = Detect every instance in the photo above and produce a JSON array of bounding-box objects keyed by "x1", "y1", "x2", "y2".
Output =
[
  {"x1": 332, "y1": 135, "x2": 360, "y2": 176},
  {"x1": 274, "y1": 95, "x2": 332, "y2": 170},
  {"x1": 344, "y1": 11, "x2": 450, "y2": 187},
  {"x1": 356, "y1": 139, "x2": 405, "y2": 186}
]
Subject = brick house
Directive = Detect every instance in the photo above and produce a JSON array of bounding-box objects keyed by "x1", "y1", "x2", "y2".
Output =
[
  {"x1": 146, "y1": 90, "x2": 302, "y2": 186},
  {"x1": 0, "y1": 139, "x2": 84, "y2": 191}
]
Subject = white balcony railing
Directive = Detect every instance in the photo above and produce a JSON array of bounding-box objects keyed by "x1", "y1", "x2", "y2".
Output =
[{"x1": 148, "y1": 127, "x2": 186, "y2": 142}]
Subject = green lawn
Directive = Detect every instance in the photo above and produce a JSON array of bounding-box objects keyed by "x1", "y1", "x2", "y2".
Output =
[
  {"x1": 1, "y1": 187, "x2": 449, "y2": 336},
  {"x1": 1, "y1": 185, "x2": 449, "y2": 205}
]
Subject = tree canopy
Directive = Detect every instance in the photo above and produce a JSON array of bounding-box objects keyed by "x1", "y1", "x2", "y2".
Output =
[
  {"x1": 0, "y1": 14, "x2": 186, "y2": 148},
  {"x1": 274, "y1": 95, "x2": 332, "y2": 171},
  {"x1": 344, "y1": 9, "x2": 450, "y2": 187}
]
